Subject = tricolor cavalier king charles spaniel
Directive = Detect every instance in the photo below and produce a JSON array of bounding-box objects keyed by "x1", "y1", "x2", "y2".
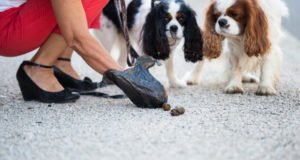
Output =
[
  {"x1": 189, "y1": 0, "x2": 288, "y2": 95},
  {"x1": 102, "y1": 0, "x2": 203, "y2": 88}
]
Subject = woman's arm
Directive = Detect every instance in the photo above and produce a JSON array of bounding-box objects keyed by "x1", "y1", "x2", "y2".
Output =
[{"x1": 50, "y1": 0, "x2": 123, "y2": 74}]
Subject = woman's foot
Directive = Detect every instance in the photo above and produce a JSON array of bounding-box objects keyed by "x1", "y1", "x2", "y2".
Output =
[
  {"x1": 55, "y1": 59, "x2": 81, "y2": 80},
  {"x1": 24, "y1": 65, "x2": 64, "y2": 92},
  {"x1": 17, "y1": 61, "x2": 80, "y2": 103},
  {"x1": 53, "y1": 58, "x2": 98, "y2": 92}
]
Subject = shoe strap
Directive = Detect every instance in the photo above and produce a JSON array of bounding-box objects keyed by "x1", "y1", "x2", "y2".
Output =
[
  {"x1": 57, "y1": 57, "x2": 71, "y2": 62},
  {"x1": 79, "y1": 91, "x2": 126, "y2": 99},
  {"x1": 23, "y1": 61, "x2": 53, "y2": 69}
]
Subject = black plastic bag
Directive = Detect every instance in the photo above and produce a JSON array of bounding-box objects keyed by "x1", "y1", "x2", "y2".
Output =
[{"x1": 104, "y1": 56, "x2": 168, "y2": 108}]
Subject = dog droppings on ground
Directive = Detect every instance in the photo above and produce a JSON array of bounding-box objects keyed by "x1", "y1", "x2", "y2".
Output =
[
  {"x1": 171, "y1": 107, "x2": 185, "y2": 116},
  {"x1": 162, "y1": 103, "x2": 171, "y2": 111}
]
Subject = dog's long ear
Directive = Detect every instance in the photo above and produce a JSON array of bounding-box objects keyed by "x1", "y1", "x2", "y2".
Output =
[
  {"x1": 183, "y1": 7, "x2": 203, "y2": 63},
  {"x1": 203, "y1": 2, "x2": 224, "y2": 59},
  {"x1": 244, "y1": 0, "x2": 270, "y2": 57},
  {"x1": 142, "y1": 4, "x2": 170, "y2": 60}
]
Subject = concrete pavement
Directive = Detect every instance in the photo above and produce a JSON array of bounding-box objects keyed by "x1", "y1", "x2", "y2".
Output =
[
  {"x1": 1, "y1": 31, "x2": 300, "y2": 160},
  {"x1": 1, "y1": 0, "x2": 300, "y2": 159}
]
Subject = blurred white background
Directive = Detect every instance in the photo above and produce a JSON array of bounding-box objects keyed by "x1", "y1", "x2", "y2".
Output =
[{"x1": 282, "y1": 0, "x2": 300, "y2": 39}]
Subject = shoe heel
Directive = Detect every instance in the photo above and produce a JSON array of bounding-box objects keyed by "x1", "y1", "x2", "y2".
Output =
[{"x1": 19, "y1": 83, "x2": 35, "y2": 101}]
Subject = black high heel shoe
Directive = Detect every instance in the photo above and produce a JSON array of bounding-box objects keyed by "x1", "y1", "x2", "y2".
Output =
[
  {"x1": 53, "y1": 57, "x2": 98, "y2": 92},
  {"x1": 16, "y1": 61, "x2": 80, "y2": 103}
]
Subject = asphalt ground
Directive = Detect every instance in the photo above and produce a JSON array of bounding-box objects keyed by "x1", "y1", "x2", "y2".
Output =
[{"x1": 0, "y1": 31, "x2": 300, "y2": 160}]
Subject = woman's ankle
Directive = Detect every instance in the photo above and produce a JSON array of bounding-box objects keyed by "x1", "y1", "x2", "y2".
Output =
[
  {"x1": 24, "y1": 65, "x2": 64, "y2": 92},
  {"x1": 55, "y1": 61, "x2": 81, "y2": 80}
]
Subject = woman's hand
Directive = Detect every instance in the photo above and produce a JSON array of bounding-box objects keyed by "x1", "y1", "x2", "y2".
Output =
[{"x1": 50, "y1": 0, "x2": 123, "y2": 74}]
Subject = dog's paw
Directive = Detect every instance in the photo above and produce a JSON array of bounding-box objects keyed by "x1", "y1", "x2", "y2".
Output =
[
  {"x1": 256, "y1": 85, "x2": 276, "y2": 96},
  {"x1": 186, "y1": 76, "x2": 201, "y2": 86},
  {"x1": 170, "y1": 80, "x2": 188, "y2": 88},
  {"x1": 225, "y1": 85, "x2": 244, "y2": 94},
  {"x1": 242, "y1": 74, "x2": 259, "y2": 83}
]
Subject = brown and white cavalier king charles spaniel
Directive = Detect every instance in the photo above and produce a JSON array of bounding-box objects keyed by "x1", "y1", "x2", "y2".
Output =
[{"x1": 188, "y1": 0, "x2": 288, "y2": 95}]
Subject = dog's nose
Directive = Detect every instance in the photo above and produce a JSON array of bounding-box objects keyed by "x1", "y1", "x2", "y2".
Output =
[
  {"x1": 218, "y1": 19, "x2": 228, "y2": 28},
  {"x1": 170, "y1": 25, "x2": 178, "y2": 32}
]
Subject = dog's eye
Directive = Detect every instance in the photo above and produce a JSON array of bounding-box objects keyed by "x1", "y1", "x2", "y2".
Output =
[
  {"x1": 213, "y1": 12, "x2": 221, "y2": 22},
  {"x1": 228, "y1": 12, "x2": 238, "y2": 18},
  {"x1": 165, "y1": 14, "x2": 172, "y2": 22},
  {"x1": 177, "y1": 17, "x2": 185, "y2": 24},
  {"x1": 213, "y1": 12, "x2": 222, "y2": 18},
  {"x1": 165, "y1": 17, "x2": 171, "y2": 22},
  {"x1": 176, "y1": 12, "x2": 185, "y2": 24}
]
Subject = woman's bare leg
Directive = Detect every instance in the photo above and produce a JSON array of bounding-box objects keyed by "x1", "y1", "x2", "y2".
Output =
[
  {"x1": 26, "y1": 33, "x2": 123, "y2": 92},
  {"x1": 26, "y1": 34, "x2": 67, "y2": 92},
  {"x1": 55, "y1": 48, "x2": 81, "y2": 80}
]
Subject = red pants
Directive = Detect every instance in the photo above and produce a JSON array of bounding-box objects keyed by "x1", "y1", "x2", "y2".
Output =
[{"x1": 0, "y1": 0, "x2": 108, "y2": 57}]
